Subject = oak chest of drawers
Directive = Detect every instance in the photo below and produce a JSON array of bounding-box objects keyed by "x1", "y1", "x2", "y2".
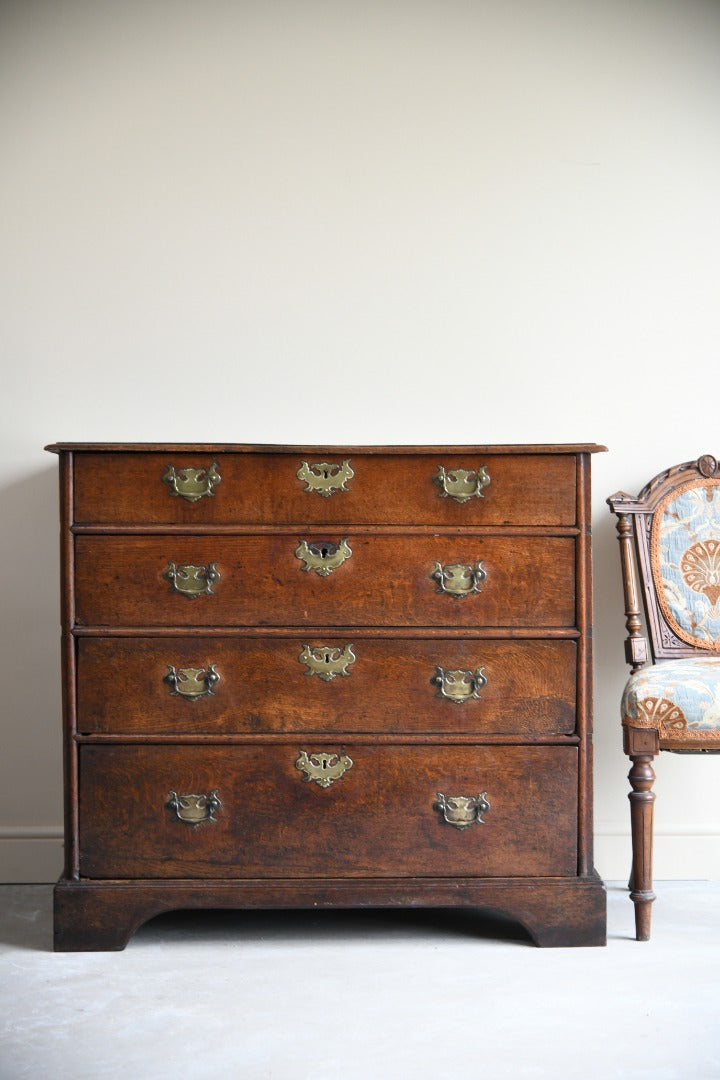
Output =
[{"x1": 48, "y1": 443, "x2": 607, "y2": 949}]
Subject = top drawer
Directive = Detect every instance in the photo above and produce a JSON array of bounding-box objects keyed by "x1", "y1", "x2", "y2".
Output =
[{"x1": 72, "y1": 452, "x2": 577, "y2": 527}]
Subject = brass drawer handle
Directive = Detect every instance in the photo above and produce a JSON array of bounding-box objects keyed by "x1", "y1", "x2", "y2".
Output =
[
  {"x1": 295, "y1": 538, "x2": 352, "y2": 577},
  {"x1": 434, "y1": 465, "x2": 490, "y2": 504},
  {"x1": 435, "y1": 792, "x2": 490, "y2": 829},
  {"x1": 166, "y1": 789, "x2": 221, "y2": 826},
  {"x1": 431, "y1": 561, "x2": 486, "y2": 598},
  {"x1": 296, "y1": 750, "x2": 353, "y2": 788},
  {"x1": 297, "y1": 459, "x2": 354, "y2": 497},
  {"x1": 164, "y1": 664, "x2": 220, "y2": 700},
  {"x1": 432, "y1": 666, "x2": 487, "y2": 704},
  {"x1": 164, "y1": 562, "x2": 220, "y2": 598},
  {"x1": 299, "y1": 644, "x2": 356, "y2": 681},
  {"x1": 162, "y1": 462, "x2": 221, "y2": 502}
]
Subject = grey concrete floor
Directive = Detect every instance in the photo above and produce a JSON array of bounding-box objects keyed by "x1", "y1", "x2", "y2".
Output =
[{"x1": 1, "y1": 882, "x2": 719, "y2": 1080}]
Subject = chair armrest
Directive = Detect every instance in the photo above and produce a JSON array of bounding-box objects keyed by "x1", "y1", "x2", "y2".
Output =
[{"x1": 608, "y1": 501, "x2": 649, "y2": 671}]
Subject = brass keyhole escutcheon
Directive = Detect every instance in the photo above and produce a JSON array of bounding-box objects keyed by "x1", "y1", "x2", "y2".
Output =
[
  {"x1": 298, "y1": 644, "x2": 356, "y2": 681},
  {"x1": 296, "y1": 751, "x2": 353, "y2": 788},
  {"x1": 295, "y1": 538, "x2": 352, "y2": 577}
]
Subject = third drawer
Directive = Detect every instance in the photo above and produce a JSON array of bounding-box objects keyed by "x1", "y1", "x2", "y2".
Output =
[{"x1": 77, "y1": 636, "x2": 578, "y2": 735}]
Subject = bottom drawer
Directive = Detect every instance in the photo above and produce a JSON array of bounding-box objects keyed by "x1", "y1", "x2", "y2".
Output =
[{"x1": 79, "y1": 744, "x2": 578, "y2": 880}]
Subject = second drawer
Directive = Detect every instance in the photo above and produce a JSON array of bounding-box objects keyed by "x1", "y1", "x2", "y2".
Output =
[
  {"x1": 77, "y1": 636, "x2": 577, "y2": 736},
  {"x1": 74, "y1": 534, "x2": 576, "y2": 628}
]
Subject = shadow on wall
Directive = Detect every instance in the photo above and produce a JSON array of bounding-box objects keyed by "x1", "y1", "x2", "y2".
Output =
[
  {"x1": 0, "y1": 462, "x2": 63, "y2": 826},
  {"x1": 590, "y1": 487, "x2": 639, "y2": 843},
  {"x1": 592, "y1": 491, "x2": 632, "y2": 723}
]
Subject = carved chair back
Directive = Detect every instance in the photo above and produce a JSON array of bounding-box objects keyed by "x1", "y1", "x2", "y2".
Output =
[{"x1": 608, "y1": 454, "x2": 720, "y2": 669}]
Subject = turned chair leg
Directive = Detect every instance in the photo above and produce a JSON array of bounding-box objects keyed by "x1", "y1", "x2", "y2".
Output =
[{"x1": 627, "y1": 751, "x2": 657, "y2": 940}]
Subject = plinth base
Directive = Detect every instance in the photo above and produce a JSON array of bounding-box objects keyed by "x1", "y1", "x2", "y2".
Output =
[{"x1": 55, "y1": 874, "x2": 607, "y2": 951}]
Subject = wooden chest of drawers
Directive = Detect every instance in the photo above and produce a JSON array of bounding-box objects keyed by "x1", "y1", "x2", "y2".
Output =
[{"x1": 48, "y1": 443, "x2": 607, "y2": 949}]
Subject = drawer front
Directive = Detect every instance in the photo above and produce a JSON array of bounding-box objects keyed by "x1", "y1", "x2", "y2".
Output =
[
  {"x1": 77, "y1": 637, "x2": 577, "y2": 736},
  {"x1": 73, "y1": 452, "x2": 577, "y2": 526},
  {"x1": 74, "y1": 535, "x2": 576, "y2": 628},
  {"x1": 78, "y1": 744, "x2": 578, "y2": 879}
]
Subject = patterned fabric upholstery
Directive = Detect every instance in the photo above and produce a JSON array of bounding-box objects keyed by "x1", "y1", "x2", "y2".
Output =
[
  {"x1": 652, "y1": 480, "x2": 720, "y2": 649},
  {"x1": 622, "y1": 657, "x2": 720, "y2": 741}
]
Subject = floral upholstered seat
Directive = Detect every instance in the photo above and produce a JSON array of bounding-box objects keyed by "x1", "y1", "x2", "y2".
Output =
[
  {"x1": 622, "y1": 657, "x2": 720, "y2": 743},
  {"x1": 608, "y1": 454, "x2": 720, "y2": 940}
]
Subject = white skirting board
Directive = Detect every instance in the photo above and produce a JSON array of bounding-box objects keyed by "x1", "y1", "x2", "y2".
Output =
[
  {"x1": 594, "y1": 823, "x2": 720, "y2": 881},
  {"x1": 1, "y1": 826, "x2": 719, "y2": 884},
  {"x1": 0, "y1": 828, "x2": 64, "y2": 884}
]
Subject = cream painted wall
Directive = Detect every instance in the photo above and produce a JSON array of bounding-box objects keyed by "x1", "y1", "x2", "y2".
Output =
[{"x1": 2, "y1": 0, "x2": 719, "y2": 882}]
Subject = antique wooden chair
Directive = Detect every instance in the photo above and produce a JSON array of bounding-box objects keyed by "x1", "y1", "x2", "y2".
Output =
[{"x1": 608, "y1": 454, "x2": 720, "y2": 940}]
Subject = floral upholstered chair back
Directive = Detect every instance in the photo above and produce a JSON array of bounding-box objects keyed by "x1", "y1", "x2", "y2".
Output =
[
  {"x1": 653, "y1": 474, "x2": 720, "y2": 651},
  {"x1": 608, "y1": 453, "x2": 720, "y2": 749}
]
